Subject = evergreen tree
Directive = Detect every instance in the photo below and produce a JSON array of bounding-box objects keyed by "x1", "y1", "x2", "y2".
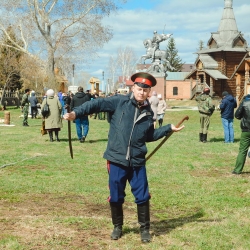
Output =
[
  {"x1": 197, "y1": 40, "x2": 205, "y2": 51},
  {"x1": 165, "y1": 37, "x2": 184, "y2": 72}
]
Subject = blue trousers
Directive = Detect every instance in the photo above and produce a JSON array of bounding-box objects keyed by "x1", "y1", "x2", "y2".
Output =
[
  {"x1": 75, "y1": 116, "x2": 89, "y2": 139},
  {"x1": 107, "y1": 161, "x2": 151, "y2": 205},
  {"x1": 222, "y1": 118, "x2": 234, "y2": 143}
]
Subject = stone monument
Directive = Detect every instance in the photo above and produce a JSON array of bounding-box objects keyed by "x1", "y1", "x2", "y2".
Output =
[{"x1": 141, "y1": 31, "x2": 174, "y2": 99}]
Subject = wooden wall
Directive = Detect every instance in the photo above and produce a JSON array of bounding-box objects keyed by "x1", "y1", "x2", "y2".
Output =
[{"x1": 206, "y1": 51, "x2": 246, "y2": 97}]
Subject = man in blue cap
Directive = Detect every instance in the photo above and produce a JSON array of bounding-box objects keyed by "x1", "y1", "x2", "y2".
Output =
[{"x1": 64, "y1": 72, "x2": 184, "y2": 243}]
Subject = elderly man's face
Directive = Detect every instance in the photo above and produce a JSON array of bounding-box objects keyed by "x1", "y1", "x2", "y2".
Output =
[{"x1": 132, "y1": 84, "x2": 151, "y2": 102}]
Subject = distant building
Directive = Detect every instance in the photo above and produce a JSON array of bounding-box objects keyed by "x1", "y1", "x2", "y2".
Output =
[
  {"x1": 185, "y1": 0, "x2": 250, "y2": 103},
  {"x1": 124, "y1": 64, "x2": 194, "y2": 99},
  {"x1": 126, "y1": 0, "x2": 250, "y2": 102}
]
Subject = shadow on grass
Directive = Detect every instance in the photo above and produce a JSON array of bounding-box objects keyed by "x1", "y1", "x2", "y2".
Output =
[
  {"x1": 210, "y1": 137, "x2": 240, "y2": 143},
  {"x1": 240, "y1": 171, "x2": 250, "y2": 175},
  {"x1": 123, "y1": 209, "x2": 220, "y2": 237},
  {"x1": 55, "y1": 138, "x2": 108, "y2": 143},
  {"x1": 41, "y1": 138, "x2": 80, "y2": 142},
  {"x1": 88, "y1": 139, "x2": 108, "y2": 143}
]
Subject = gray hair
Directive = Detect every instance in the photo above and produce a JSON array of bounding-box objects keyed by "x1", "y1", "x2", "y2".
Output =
[
  {"x1": 152, "y1": 91, "x2": 157, "y2": 96},
  {"x1": 46, "y1": 89, "x2": 55, "y2": 97}
]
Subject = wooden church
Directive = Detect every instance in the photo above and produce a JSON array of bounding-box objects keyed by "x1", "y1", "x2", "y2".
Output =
[{"x1": 186, "y1": 0, "x2": 250, "y2": 104}]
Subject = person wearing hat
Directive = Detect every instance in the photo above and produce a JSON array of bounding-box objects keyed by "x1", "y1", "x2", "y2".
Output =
[
  {"x1": 157, "y1": 94, "x2": 167, "y2": 127},
  {"x1": 64, "y1": 72, "x2": 185, "y2": 243},
  {"x1": 21, "y1": 88, "x2": 30, "y2": 126},
  {"x1": 70, "y1": 86, "x2": 91, "y2": 143},
  {"x1": 219, "y1": 91, "x2": 237, "y2": 143},
  {"x1": 41, "y1": 89, "x2": 63, "y2": 142},
  {"x1": 195, "y1": 87, "x2": 215, "y2": 142}
]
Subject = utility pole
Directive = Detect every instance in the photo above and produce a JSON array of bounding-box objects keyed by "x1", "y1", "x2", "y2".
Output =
[
  {"x1": 72, "y1": 64, "x2": 75, "y2": 86},
  {"x1": 102, "y1": 71, "x2": 105, "y2": 94},
  {"x1": 164, "y1": 72, "x2": 167, "y2": 100}
]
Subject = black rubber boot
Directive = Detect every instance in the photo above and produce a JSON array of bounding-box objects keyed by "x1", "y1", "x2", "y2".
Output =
[
  {"x1": 159, "y1": 119, "x2": 163, "y2": 127},
  {"x1": 203, "y1": 133, "x2": 207, "y2": 143},
  {"x1": 55, "y1": 131, "x2": 60, "y2": 142},
  {"x1": 137, "y1": 201, "x2": 151, "y2": 243},
  {"x1": 110, "y1": 203, "x2": 123, "y2": 240},
  {"x1": 199, "y1": 133, "x2": 203, "y2": 142},
  {"x1": 49, "y1": 131, "x2": 53, "y2": 142}
]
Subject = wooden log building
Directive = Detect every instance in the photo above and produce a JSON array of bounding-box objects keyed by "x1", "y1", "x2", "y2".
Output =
[{"x1": 186, "y1": 0, "x2": 250, "y2": 104}]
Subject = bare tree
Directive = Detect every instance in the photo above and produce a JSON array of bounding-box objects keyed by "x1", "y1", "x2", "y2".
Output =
[
  {"x1": 75, "y1": 71, "x2": 92, "y2": 91},
  {"x1": 106, "y1": 55, "x2": 118, "y2": 92},
  {"x1": 116, "y1": 46, "x2": 137, "y2": 87},
  {"x1": 0, "y1": 0, "x2": 126, "y2": 89},
  {"x1": 20, "y1": 55, "x2": 47, "y2": 93}
]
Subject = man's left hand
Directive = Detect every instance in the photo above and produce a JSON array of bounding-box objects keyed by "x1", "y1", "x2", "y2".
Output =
[{"x1": 171, "y1": 124, "x2": 185, "y2": 132}]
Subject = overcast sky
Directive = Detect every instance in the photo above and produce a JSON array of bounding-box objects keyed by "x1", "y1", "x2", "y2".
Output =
[{"x1": 75, "y1": 0, "x2": 250, "y2": 85}]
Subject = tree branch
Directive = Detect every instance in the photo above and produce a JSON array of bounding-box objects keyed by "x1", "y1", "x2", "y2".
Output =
[{"x1": 54, "y1": 3, "x2": 98, "y2": 48}]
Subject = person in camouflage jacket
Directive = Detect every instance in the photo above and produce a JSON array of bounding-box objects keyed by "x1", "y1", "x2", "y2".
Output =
[
  {"x1": 195, "y1": 87, "x2": 215, "y2": 142},
  {"x1": 21, "y1": 89, "x2": 30, "y2": 126}
]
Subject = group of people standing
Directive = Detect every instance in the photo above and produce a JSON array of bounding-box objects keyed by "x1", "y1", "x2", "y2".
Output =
[
  {"x1": 40, "y1": 87, "x2": 92, "y2": 143},
  {"x1": 20, "y1": 71, "x2": 250, "y2": 243},
  {"x1": 195, "y1": 88, "x2": 237, "y2": 143},
  {"x1": 195, "y1": 87, "x2": 250, "y2": 175}
]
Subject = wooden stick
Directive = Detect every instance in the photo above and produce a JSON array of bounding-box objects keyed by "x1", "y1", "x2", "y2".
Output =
[{"x1": 146, "y1": 116, "x2": 189, "y2": 162}]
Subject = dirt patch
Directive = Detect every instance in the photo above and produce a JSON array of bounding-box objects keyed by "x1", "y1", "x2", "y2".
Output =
[
  {"x1": 0, "y1": 194, "x2": 204, "y2": 249},
  {"x1": 0, "y1": 194, "x2": 145, "y2": 249}
]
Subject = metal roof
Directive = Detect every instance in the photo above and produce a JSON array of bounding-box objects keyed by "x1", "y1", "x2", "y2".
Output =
[
  {"x1": 198, "y1": 54, "x2": 218, "y2": 69},
  {"x1": 166, "y1": 72, "x2": 190, "y2": 81},
  {"x1": 204, "y1": 70, "x2": 228, "y2": 80},
  {"x1": 197, "y1": 0, "x2": 248, "y2": 53},
  {"x1": 184, "y1": 69, "x2": 228, "y2": 80},
  {"x1": 198, "y1": 47, "x2": 248, "y2": 54},
  {"x1": 217, "y1": 0, "x2": 238, "y2": 42}
]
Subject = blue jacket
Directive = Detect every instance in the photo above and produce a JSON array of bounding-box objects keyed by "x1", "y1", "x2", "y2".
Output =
[
  {"x1": 220, "y1": 94, "x2": 237, "y2": 119},
  {"x1": 73, "y1": 93, "x2": 172, "y2": 167}
]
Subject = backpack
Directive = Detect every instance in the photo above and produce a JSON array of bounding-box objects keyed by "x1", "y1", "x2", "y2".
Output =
[{"x1": 41, "y1": 98, "x2": 50, "y2": 117}]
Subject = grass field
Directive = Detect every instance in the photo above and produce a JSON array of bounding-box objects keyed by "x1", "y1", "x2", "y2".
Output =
[{"x1": 0, "y1": 106, "x2": 250, "y2": 250}]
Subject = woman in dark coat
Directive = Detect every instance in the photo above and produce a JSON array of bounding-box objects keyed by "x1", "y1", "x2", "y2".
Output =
[{"x1": 41, "y1": 89, "x2": 63, "y2": 142}]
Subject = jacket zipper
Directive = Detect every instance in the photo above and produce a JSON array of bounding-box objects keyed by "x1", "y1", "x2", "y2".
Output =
[{"x1": 119, "y1": 111, "x2": 124, "y2": 125}]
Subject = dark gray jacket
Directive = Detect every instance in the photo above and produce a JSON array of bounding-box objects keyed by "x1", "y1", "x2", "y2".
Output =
[
  {"x1": 70, "y1": 92, "x2": 90, "y2": 110},
  {"x1": 28, "y1": 92, "x2": 38, "y2": 107},
  {"x1": 73, "y1": 93, "x2": 172, "y2": 167},
  {"x1": 235, "y1": 95, "x2": 250, "y2": 132}
]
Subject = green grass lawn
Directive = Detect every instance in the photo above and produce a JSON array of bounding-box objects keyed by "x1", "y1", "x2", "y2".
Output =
[{"x1": 0, "y1": 107, "x2": 250, "y2": 250}]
